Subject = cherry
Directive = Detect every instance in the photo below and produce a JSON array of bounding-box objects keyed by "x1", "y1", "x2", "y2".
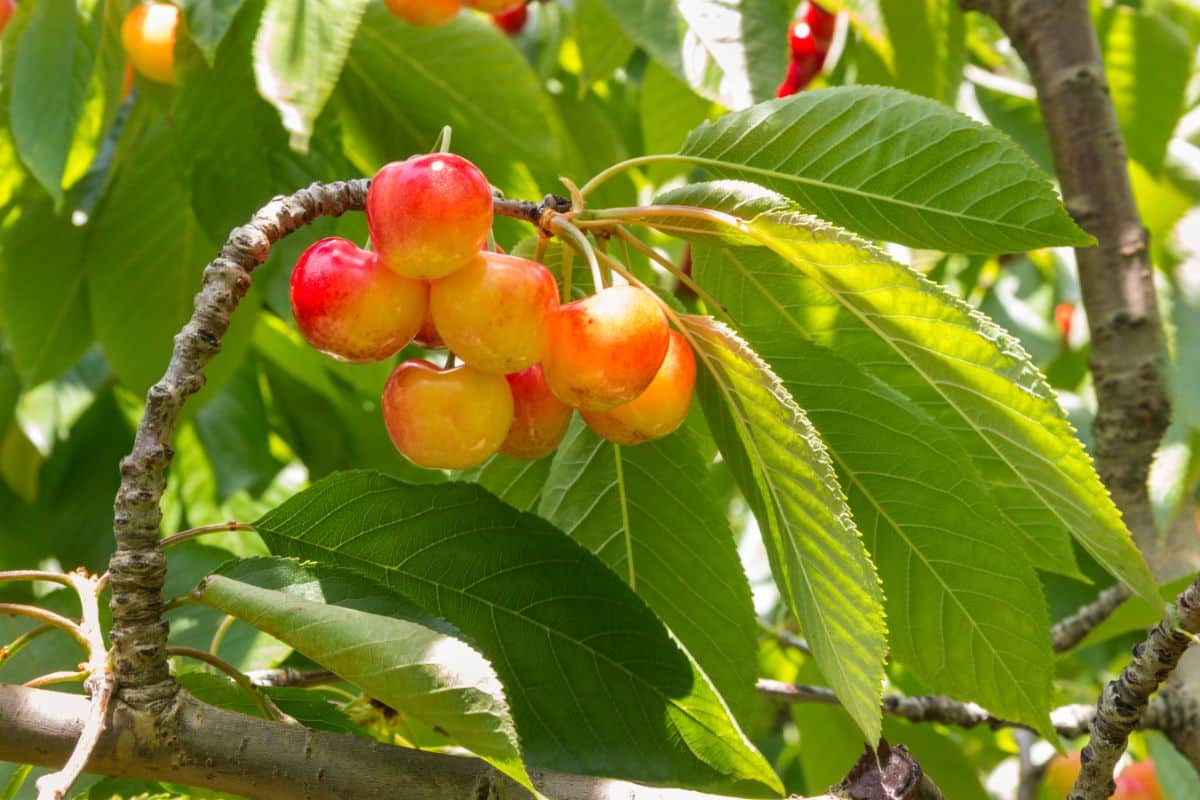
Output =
[
  {"x1": 1113, "y1": 761, "x2": 1163, "y2": 800},
  {"x1": 429, "y1": 252, "x2": 558, "y2": 374},
  {"x1": 413, "y1": 301, "x2": 444, "y2": 349},
  {"x1": 1044, "y1": 751, "x2": 1080, "y2": 798},
  {"x1": 582, "y1": 330, "x2": 695, "y2": 445},
  {"x1": 290, "y1": 237, "x2": 427, "y2": 363},
  {"x1": 492, "y1": 3, "x2": 527, "y2": 35},
  {"x1": 367, "y1": 154, "x2": 494, "y2": 280},
  {"x1": 0, "y1": 0, "x2": 16, "y2": 36},
  {"x1": 382, "y1": 360, "x2": 514, "y2": 469},
  {"x1": 804, "y1": 1, "x2": 837, "y2": 49},
  {"x1": 382, "y1": 0, "x2": 461, "y2": 25},
  {"x1": 542, "y1": 285, "x2": 670, "y2": 411},
  {"x1": 776, "y1": 48, "x2": 825, "y2": 97},
  {"x1": 121, "y1": 2, "x2": 181, "y2": 85},
  {"x1": 1054, "y1": 302, "x2": 1074, "y2": 347},
  {"x1": 463, "y1": 0, "x2": 524, "y2": 12},
  {"x1": 501, "y1": 365, "x2": 572, "y2": 460}
]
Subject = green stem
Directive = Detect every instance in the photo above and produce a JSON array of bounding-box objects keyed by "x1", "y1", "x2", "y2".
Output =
[
  {"x1": 549, "y1": 216, "x2": 605, "y2": 294},
  {"x1": 167, "y1": 645, "x2": 292, "y2": 724},
  {"x1": 578, "y1": 154, "x2": 696, "y2": 198},
  {"x1": 159, "y1": 521, "x2": 257, "y2": 551}
]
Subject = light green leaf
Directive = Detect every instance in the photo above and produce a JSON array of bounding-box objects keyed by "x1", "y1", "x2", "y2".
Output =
[
  {"x1": 676, "y1": 86, "x2": 1093, "y2": 253},
  {"x1": 684, "y1": 316, "x2": 886, "y2": 743},
  {"x1": 535, "y1": 417, "x2": 760, "y2": 726},
  {"x1": 193, "y1": 557, "x2": 531, "y2": 788},
  {"x1": 575, "y1": 0, "x2": 636, "y2": 86},
  {"x1": 180, "y1": 0, "x2": 249, "y2": 63},
  {"x1": 1097, "y1": 5, "x2": 1190, "y2": 174},
  {"x1": 254, "y1": 471, "x2": 782, "y2": 795},
  {"x1": 641, "y1": 60, "x2": 722, "y2": 183},
  {"x1": 253, "y1": 0, "x2": 370, "y2": 151},
  {"x1": 880, "y1": 0, "x2": 965, "y2": 104},
  {"x1": 649, "y1": 181, "x2": 1158, "y2": 608}
]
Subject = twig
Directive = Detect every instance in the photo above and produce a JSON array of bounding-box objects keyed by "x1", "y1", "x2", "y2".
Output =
[
  {"x1": 0, "y1": 605, "x2": 86, "y2": 649},
  {"x1": 166, "y1": 645, "x2": 293, "y2": 723},
  {"x1": 1051, "y1": 584, "x2": 1133, "y2": 653},
  {"x1": 23, "y1": 671, "x2": 88, "y2": 689},
  {"x1": 1015, "y1": 730, "x2": 1041, "y2": 800},
  {"x1": 158, "y1": 521, "x2": 257, "y2": 551},
  {"x1": 0, "y1": 623, "x2": 55, "y2": 663},
  {"x1": 0, "y1": 570, "x2": 74, "y2": 589}
]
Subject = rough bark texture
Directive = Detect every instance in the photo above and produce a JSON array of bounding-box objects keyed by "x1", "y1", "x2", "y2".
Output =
[
  {"x1": 1050, "y1": 584, "x2": 1132, "y2": 653},
  {"x1": 958, "y1": 0, "x2": 1169, "y2": 567},
  {"x1": 0, "y1": 683, "x2": 820, "y2": 800}
]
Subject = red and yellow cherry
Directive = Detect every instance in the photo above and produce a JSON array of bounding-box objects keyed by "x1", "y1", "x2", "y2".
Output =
[
  {"x1": 803, "y1": 1, "x2": 836, "y2": 48},
  {"x1": 542, "y1": 285, "x2": 669, "y2": 411},
  {"x1": 492, "y1": 2, "x2": 527, "y2": 34},
  {"x1": 429, "y1": 252, "x2": 558, "y2": 374},
  {"x1": 382, "y1": 0, "x2": 461, "y2": 25},
  {"x1": 121, "y1": 2, "x2": 181, "y2": 85},
  {"x1": 582, "y1": 330, "x2": 695, "y2": 445},
  {"x1": 0, "y1": 0, "x2": 16, "y2": 35},
  {"x1": 367, "y1": 154, "x2": 493, "y2": 280},
  {"x1": 501, "y1": 365, "x2": 573, "y2": 460},
  {"x1": 290, "y1": 237, "x2": 427, "y2": 363},
  {"x1": 463, "y1": 0, "x2": 523, "y2": 12},
  {"x1": 1044, "y1": 751, "x2": 1080, "y2": 798},
  {"x1": 413, "y1": 303, "x2": 444, "y2": 349},
  {"x1": 382, "y1": 360, "x2": 514, "y2": 469},
  {"x1": 1113, "y1": 761, "x2": 1163, "y2": 800}
]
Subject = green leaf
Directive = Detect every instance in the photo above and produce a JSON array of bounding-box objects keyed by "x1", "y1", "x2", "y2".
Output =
[
  {"x1": 684, "y1": 316, "x2": 886, "y2": 743},
  {"x1": 535, "y1": 417, "x2": 760, "y2": 726},
  {"x1": 676, "y1": 86, "x2": 1093, "y2": 253},
  {"x1": 194, "y1": 359, "x2": 282, "y2": 502},
  {"x1": 193, "y1": 557, "x2": 531, "y2": 788},
  {"x1": 336, "y1": 8, "x2": 566, "y2": 180},
  {"x1": 575, "y1": 0, "x2": 636, "y2": 86},
  {"x1": 254, "y1": 471, "x2": 782, "y2": 795},
  {"x1": 0, "y1": 191, "x2": 91, "y2": 386},
  {"x1": 641, "y1": 61, "x2": 721, "y2": 182},
  {"x1": 180, "y1": 0, "x2": 250, "y2": 64},
  {"x1": 178, "y1": 671, "x2": 368, "y2": 738},
  {"x1": 84, "y1": 111, "x2": 217, "y2": 393},
  {"x1": 253, "y1": 0, "x2": 370, "y2": 151},
  {"x1": 651, "y1": 181, "x2": 1158, "y2": 609},
  {"x1": 969, "y1": 74, "x2": 1055, "y2": 176},
  {"x1": 880, "y1": 0, "x2": 965, "y2": 104},
  {"x1": 1097, "y1": 5, "x2": 1190, "y2": 174}
]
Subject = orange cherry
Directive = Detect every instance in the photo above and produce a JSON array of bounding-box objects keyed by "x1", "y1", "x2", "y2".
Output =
[
  {"x1": 1044, "y1": 752, "x2": 1081, "y2": 798},
  {"x1": 429, "y1": 252, "x2": 558, "y2": 374},
  {"x1": 121, "y1": 2, "x2": 181, "y2": 85},
  {"x1": 582, "y1": 330, "x2": 695, "y2": 445},
  {"x1": 501, "y1": 365, "x2": 573, "y2": 460},
  {"x1": 542, "y1": 285, "x2": 669, "y2": 411},
  {"x1": 462, "y1": 0, "x2": 523, "y2": 12},
  {"x1": 382, "y1": 360, "x2": 514, "y2": 469},
  {"x1": 382, "y1": 0, "x2": 461, "y2": 25}
]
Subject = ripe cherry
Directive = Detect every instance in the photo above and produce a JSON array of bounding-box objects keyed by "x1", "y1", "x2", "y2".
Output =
[
  {"x1": 582, "y1": 330, "x2": 695, "y2": 445},
  {"x1": 382, "y1": 360, "x2": 514, "y2": 469},
  {"x1": 413, "y1": 301, "x2": 444, "y2": 349},
  {"x1": 0, "y1": 0, "x2": 16, "y2": 36},
  {"x1": 1044, "y1": 752, "x2": 1080, "y2": 798},
  {"x1": 121, "y1": 2, "x2": 181, "y2": 85},
  {"x1": 382, "y1": 0, "x2": 461, "y2": 25},
  {"x1": 367, "y1": 154, "x2": 494, "y2": 280},
  {"x1": 1054, "y1": 302, "x2": 1074, "y2": 347},
  {"x1": 290, "y1": 237, "x2": 427, "y2": 363},
  {"x1": 429, "y1": 252, "x2": 558, "y2": 374},
  {"x1": 542, "y1": 285, "x2": 670, "y2": 411},
  {"x1": 501, "y1": 365, "x2": 572, "y2": 460},
  {"x1": 804, "y1": 1, "x2": 837, "y2": 49},
  {"x1": 463, "y1": 0, "x2": 524, "y2": 12},
  {"x1": 1113, "y1": 761, "x2": 1163, "y2": 800},
  {"x1": 492, "y1": 3, "x2": 527, "y2": 35}
]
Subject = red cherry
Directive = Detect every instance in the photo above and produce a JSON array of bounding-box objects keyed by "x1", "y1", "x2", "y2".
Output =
[
  {"x1": 804, "y1": 1, "x2": 837, "y2": 48},
  {"x1": 776, "y1": 52, "x2": 824, "y2": 97},
  {"x1": 1054, "y1": 302, "x2": 1074, "y2": 346},
  {"x1": 501, "y1": 365, "x2": 573, "y2": 460},
  {"x1": 492, "y1": 3, "x2": 527, "y2": 35},
  {"x1": 0, "y1": 0, "x2": 16, "y2": 35},
  {"x1": 789, "y1": 23, "x2": 821, "y2": 59}
]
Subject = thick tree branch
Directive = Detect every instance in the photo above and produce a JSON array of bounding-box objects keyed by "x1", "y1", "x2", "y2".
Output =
[
  {"x1": 0, "y1": 684, "x2": 840, "y2": 800},
  {"x1": 107, "y1": 181, "x2": 572, "y2": 709}
]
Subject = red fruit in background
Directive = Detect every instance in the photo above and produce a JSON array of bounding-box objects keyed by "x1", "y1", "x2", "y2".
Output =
[
  {"x1": 542, "y1": 285, "x2": 670, "y2": 412},
  {"x1": 463, "y1": 0, "x2": 524, "y2": 11},
  {"x1": 429, "y1": 252, "x2": 559, "y2": 374},
  {"x1": 367, "y1": 154, "x2": 494, "y2": 280},
  {"x1": 582, "y1": 330, "x2": 696, "y2": 445},
  {"x1": 492, "y1": 2, "x2": 527, "y2": 35},
  {"x1": 804, "y1": 1, "x2": 837, "y2": 48},
  {"x1": 121, "y1": 2, "x2": 181, "y2": 85},
  {"x1": 382, "y1": 0, "x2": 461, "y2": 26},
  {"x1": 501, "y1": 365, "x2": 573, "y2": 460},
  {"x1": 1112, "y1": 761, "x2": 1164, "y2": 800},
  {"x1": 290, "y1": 237, "x2": 427, "y2": 363},
  {"x1": 0, "y1": 0, "x2": 16, "y2": 35},
  {"x1": 1044, "y1": 751, "x2": 1081, "y2": 798},
  {"x1": 382, "y1": 360, "x2": 514, "y2": 469},
  {"x1": 776, "y1": 52, "x2": 824, "y2": 97},
  {"x1": 1054, "y1": 302, "x2": 1074, "y2": 346}
]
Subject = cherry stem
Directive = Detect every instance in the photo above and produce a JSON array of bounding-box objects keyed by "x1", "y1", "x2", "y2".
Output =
[
  {"x1": 0, "y1": 623, "x2": 55, "y2": 664},
  {"x1": 0, "y1": 570, "x2": 76, "y2": 590},
  {"x1": 24, "y1": 670, "x2": 88, "y2": 689},
  {"x1": 444, "y1": 351, "x2": 458, "y2": 369},
  {"x1": 550, "y1": 215, "x2": 605, "y2": 293},
  {"x1": 432, "y1": 125, "x2": 452, "y2": 154},
  {"x1": 158, "y1": 521, "x2": 257, "y2": 551},
  {"x1": 612, "y1": 226, "x2": 733, "y2": 325},
  {"x1": 166, "y1": 645, "x2": 293, "y2": 724},
  {"x1": 0, "y1": 604, "x2": 87, "y2": 650}
]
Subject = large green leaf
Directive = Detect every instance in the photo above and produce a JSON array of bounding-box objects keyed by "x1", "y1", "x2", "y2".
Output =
[
  {"x1": 880, "y1": 0, "x2": 964, "y2": 104},
  {"x1": 575, "y1": 0, "x2": 636, "y2": 86},
  {"x1": 1097, "y1": 5, "x2": 1190, "y2": 175},
  {"x1": 647, "y1": 181, "x2": 1158, "y2": 608},
  {"x1": 336, "y1": 7, "x2": 565, "y2": 185},
  {"x1": 683, "y1": 317, "x2": 886, "y2": 743},
  {"x1": 533, "y1": 417, "x2": 760, "y2": 726},
  {"x1": 193, "y1": 557, "x2": 531, "y2": 788},
  {"x1": 0, "y1": 191, "x2": 91, "y2": 386},
  {"x1": 674, "y1": 87, "x2": 1092, "y2": 253},
  {"x1": 253, "y1": 0, "x2": 370, "y2": 151},
  {"x1": 253, "y1": 471, "x2": 782, "y2": 795}
]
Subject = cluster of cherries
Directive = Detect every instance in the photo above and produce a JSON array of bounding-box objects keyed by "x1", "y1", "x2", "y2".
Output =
[
  {"x1": 289, "y1": 154, "x2": 696, "y2": 470},
  {"x1": 776, "y1": 1, "x2": 836, "y2": 97},
  {"x1": 384, "y1": 0, "x2": 528, "y2": 33}
]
